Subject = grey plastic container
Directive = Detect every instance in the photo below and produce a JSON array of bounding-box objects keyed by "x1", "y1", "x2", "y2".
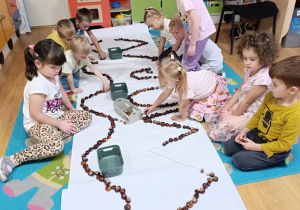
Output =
[
  {"x1": 108, "y1": 47, "x2": 122, "y2": 59},
  {"x1": 113, "y1": 98, "x2": 142, "y2": 124},
  {"x1": 110, "y1": 83, "x2": 128, "y2": 101},
  {"x1": 97, "y1": 145, "x2": 124, "y2": 178}
]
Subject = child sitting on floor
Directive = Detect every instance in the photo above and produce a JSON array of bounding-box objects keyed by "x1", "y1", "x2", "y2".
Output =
[
  {"x1": 169, "y1": 15, "x2": 223, "y2": 73},
  {"x1": 144, "y1": 7, "x2": 184, "y2": 66},
  {"x1": 144, "y1": 56, "x2": 230, "y2": 122},
  {"x1": 47, "y1": 19, "x2": 75, "y2": 51},
  {"x1": 60, "y1": 35, "x2": 110, "y2": 93},
  {"x1": 224, "y1": 56, "x2": 300, "y2": 171},
  {"x1": 0, "y1": 39, "x2": 92, "y2": 182},
  {"x1": 207, "y1": 31, "x2": 279, "y2": 142}
]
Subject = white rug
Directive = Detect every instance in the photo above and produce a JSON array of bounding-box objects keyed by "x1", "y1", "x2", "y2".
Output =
[{"x1": 61, "y1": 24, "x2": 245, "y2": 210}]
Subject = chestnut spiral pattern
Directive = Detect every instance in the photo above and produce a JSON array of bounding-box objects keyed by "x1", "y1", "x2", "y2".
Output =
[
  {"x1": 130, "y1": 67, "x2": 157, "y2": 80},
  {"x1": 80, "y1": 69, "x2": 132, "y2": 209},
  {"x1": 80, "y1": 37, "x2": 219, "y2": 208}
]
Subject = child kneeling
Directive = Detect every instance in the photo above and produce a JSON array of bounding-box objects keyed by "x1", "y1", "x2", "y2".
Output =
[
  {"x1": 144, "y1": 56, "x2": 230, "y2": 122},
  {"x1": 224, "y1": 56, "x2": 300, "y2": 171}
]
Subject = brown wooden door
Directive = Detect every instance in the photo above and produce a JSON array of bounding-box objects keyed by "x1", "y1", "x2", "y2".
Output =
[{"x1": 0, "y1": 0, "x2": 15, "y2": 49}]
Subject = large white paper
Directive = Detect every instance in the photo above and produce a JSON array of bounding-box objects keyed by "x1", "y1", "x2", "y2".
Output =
[{"x1": 62, "y1": 24, "x2": 245, "y2": 210}]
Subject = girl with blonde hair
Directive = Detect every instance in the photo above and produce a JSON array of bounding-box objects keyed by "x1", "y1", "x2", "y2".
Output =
[{"x1": 144, "y1": 56, "x2": 230, "y2": 122}]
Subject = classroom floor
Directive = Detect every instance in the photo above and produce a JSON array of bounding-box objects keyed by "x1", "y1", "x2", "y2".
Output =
[{"x1": 0, "y1": 23, "x2": 300, "y2": 209}]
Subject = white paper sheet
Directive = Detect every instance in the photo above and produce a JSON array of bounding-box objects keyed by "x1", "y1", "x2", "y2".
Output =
[{"x1": 61, "y1": 24, "x2": 246, "y2": 210}]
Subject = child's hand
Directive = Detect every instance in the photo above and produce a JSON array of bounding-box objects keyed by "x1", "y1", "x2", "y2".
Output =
[
  {"x1": 88, "y1": 56, "x2": 95, "y2": 61},
  {"x1": 235, "y1": 131, "x2": 247, "y2": 143},
  {"x1": 99, "y1": 51, "x2": 107, "y2": 60},
  {"x1": 187, "y1": 45, "x2": 196, "y2": 56},
  {"x1": 58, "y1": 120, "x2": 77, "y2": 135},
  {"x1": 239, "y1": 138, "x2": 261, "y2": 151},
  {"x1": 220, "y1": 108, "x2": 232, "y2": 120},
  {"x1": 72, "y1": 88, "x2": 83, "y2": 94},
  {"x1": 171, "y1": 114, "x2": 184, "y2": 122},
  {"x1": 144, "y1": 106, "x2": 154, "y2": 115},
  {"x1": 102, "y1": 81, "x2": 110, "y2": 92}
]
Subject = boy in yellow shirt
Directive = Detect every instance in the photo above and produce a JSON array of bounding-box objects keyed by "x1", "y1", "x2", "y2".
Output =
[
  {"x1": 69, "y1": 8, "x2": 106, "y2": 60},
  {"x1": 224, "y1": 56, "x2": 300, "y2": 171},
  {"x1": 47, "y1": 19, "x2": 75, "y2": 51}
]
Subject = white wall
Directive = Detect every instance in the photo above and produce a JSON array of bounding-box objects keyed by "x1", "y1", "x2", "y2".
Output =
[{"x1": 24, "y1": 0, "x2": 70, "y2": 26}]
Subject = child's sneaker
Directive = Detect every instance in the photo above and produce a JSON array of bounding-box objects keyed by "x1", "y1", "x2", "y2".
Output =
[
  {"x1": 0, "y1": 156, "x2": 16, "y2": 182},
  {"x1": 285, "y1": 153, "x2": 293, "y2": 166}
]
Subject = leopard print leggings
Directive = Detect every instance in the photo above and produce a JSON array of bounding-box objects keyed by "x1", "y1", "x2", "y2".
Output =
[{"x1": 13, "y1": 110, "x2": 92, "y2": 166}]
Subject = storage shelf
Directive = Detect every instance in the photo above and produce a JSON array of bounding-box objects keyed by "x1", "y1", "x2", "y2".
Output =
[{"x1": 110, "y1": 5, "x2": 131, "y2": 13}]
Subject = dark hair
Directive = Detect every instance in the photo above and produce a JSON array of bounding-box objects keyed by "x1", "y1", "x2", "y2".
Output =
[
  {"x1": 269, "y1": 56, "x2": 300, "y2": 88},
  {"x1": 236, "y1": 31, "x2": 279, "y2": 66},
  {"x1": 24, "y1": 39, "x2": 66, "y2": 81},
  {"x1": 76, "y1": 8, "x2": 92, "y2": 23}
]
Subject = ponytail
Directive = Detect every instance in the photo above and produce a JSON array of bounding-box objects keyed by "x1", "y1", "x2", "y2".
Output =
[
  {"x1": 158, "y1": 57, "x2": 188, "y2": 100},
  {"x1": 24, "y1": 47, "x2": 38, "y2": 81},
  {"x1": 24, "y1": 39, "x2": 66, "y2": 81}
]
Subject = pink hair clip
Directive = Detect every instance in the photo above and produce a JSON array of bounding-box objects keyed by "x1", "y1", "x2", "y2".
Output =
[{"x1": 28, "y1": 45, "x2": 35, "y2": 50}]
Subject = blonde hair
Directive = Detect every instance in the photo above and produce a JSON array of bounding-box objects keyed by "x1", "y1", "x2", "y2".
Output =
[
  {"x1": 70, "y1": 35, "x2": 92, "y2": 55},
  {"x1": 169, "y1": 14, "x2": 185, "y2": 30},
  {"x1": 158, "y1": 57, "x2": 188, "y2": 101},
  {"x1": 143, "y1": 7, "x2": 162, "y2": 22},
  {"x1": 56, "y1": 19, "x2": 75, "y2": 39}
]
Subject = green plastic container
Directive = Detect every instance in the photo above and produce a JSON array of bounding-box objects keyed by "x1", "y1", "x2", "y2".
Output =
[
  {"x1": 108, "y1": 47, "x2": 122, "y2": 60},
  {"x1": 110, "y1": 82, "x2": 128, "y2": 101},
  {"x1": 97, "y1": 145, "x2": 124, "y2": 178}
]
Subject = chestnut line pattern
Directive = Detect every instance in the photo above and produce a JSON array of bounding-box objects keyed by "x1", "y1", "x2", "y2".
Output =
[{"x1": 78, "y1": 38, "x2": 219, "y2": 209}]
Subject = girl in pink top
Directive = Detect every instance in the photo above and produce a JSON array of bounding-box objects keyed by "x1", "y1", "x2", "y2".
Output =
[
  {"x1": 207, "y1": 31, "x2": 279, "y2": 142},
  {"x1": 176, "y1": 0, "x2": 216, "y2": 71},
  {"x1": 144, "y1": 56, "x2": 230, "y2": 122}
]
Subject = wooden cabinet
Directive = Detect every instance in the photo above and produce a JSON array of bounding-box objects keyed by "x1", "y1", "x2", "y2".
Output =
[
  {"x1": 6, "y1": 0, "x2": 22, "y2": 37},
  {"x1": 69, "y1": 0, "x2": 112, "y2": 28},
  {"x1": 109, "y1": 0, "x2": 131, "y2": 13},
  {"x1": 0, "y1": 0, "x2": 15, "y2": 64}
]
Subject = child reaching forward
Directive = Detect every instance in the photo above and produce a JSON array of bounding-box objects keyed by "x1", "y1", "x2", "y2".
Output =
[
  {"x1": 144, "y1": 56, "x2": 230, "y2": 122},
  {"x1": 69, "y1": 8, "x2": 106, "y2": 60},
  {"x1": 144, "y1": 7, "x2": 184, "y2": 65},
  {"x1": 224, "y1": 56, "x2": 300, "y2": 171},
  {"x1": 176, "y1": 0, "x2": 216, "y2": 71},
  {"x1": 47, "y1": 19, "x2": 75, "y2": 51},
  {"x1": 208, "y1": 31, "x2": 279, "y2": 142},
  {"x1": 0, "y1": 40, "x2": 92, "y2": 182},
  {"x1": 60, "y1": 35, "x2": 110, "y2": 93}
]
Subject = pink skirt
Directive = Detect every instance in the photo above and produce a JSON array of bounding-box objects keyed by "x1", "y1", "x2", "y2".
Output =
[
  {"x1": 207, "y1": 115, "x2": 249, "y2": 142},
  {"x1": 188, "y1": 75, "x2": 230, "y2": 122}
]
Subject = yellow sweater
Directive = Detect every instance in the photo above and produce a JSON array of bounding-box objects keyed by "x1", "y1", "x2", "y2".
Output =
[
  {"x1": 246, "y1": 92, "x2": 300, "y2": 157},
  {"x1": 47, "y1": 30, "x2": 69, "y2": 51}
]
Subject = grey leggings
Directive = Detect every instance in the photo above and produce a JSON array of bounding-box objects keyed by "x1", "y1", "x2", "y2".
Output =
[
  {"x1": 224, "y1": 130, "x2": 290, "y2": 171},
  {"x1": 13, "y1": 110, "x2": 92, "y2": 166}
]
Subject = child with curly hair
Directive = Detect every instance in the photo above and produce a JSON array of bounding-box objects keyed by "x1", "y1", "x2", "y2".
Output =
[{"x1": 207, "y1": 31, "x2": 279, "y2": 142}]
